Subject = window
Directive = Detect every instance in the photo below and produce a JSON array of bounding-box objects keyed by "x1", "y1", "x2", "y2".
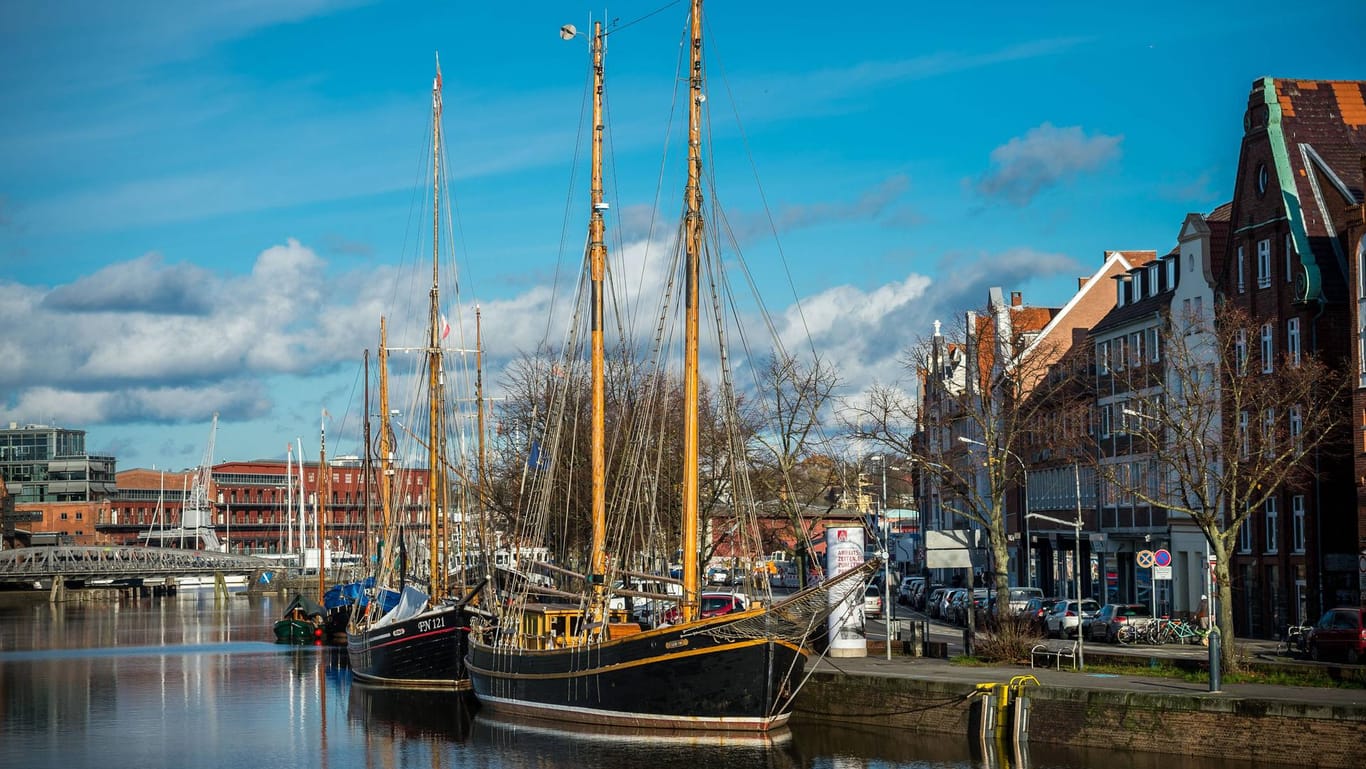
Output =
[
  {"x1": 1131, "y1": 332, "x2": 1143, "y2": 366},
  {"x1": 1237, "y1": 246, "x2": 1246, "y2": 293},
  {"x1": 1264, "y1": 497, "x2": 1278, "y2": 554},
  {"x1": 1148, "y1": 263, "x2": 1160, "y2": 296},
  {"x1": 1260, "y1": 323, "x2": 1274, "y2": 373},
  {"x1": 1287, "y1": 317, "x2": 1300, "y2": 365},
  {"x1": 1235, "y1": 330, "x2": 1248, "y2": 375},
  {"x1": 1238, "y1": 510, "x2": 1253, "y2": 552},
  {"x1": 1097, "y1": 340, "x2": 1110, "y2": 375},
  {"x1": 1193, "y1": 296, "x2": 1203, "y2": 323},
  {"x1": 1147, "y1": 326, "x2": 1161, "y2": 362},
  {"x1": 1257, "y1": 238, "x2": 1271, "y2": 288},
  {"x1": 1289, "y1": 405, "x2": 1303, "y2": 450},
  {"x1": 1182, "y1": 298, "x2": 1192, "y2": 329},
  {"x1": 1291, "y1": 495, "x2": 1306, "y2": 553},
  {"x1": 1263, "y1": 408, "x2": 1276, "y2": 456},
  {"x1": 1100, "y1": 404, "x2": 1113, "y2": 437},
  {"x1": 1285, "y1": 233, "x2": 1294, "y2": 284},
  {"x1": 1238, "y1": 411, "x2": 1249, "y2": 458},
  {"x1": 1114, "y1": 336, "x2": 1127, "y2": 372}
]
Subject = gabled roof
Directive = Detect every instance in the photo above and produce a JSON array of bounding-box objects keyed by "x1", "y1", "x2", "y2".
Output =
[{"x1": 1255, "y1": 78, "x2": 1366, "y2": 302}]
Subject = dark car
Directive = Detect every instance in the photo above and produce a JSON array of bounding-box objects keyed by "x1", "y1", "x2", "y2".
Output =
[
  {"x1": 1021, "y1": 596, "x2": 1059, "y2": 632},
  {"x1": 926, "y1": 587, "x2": 949, "y2": 619},
  {"x1": 1306, "y1": 607, "x2": 1365, "y2": 664},
  {"x1": 1087, "y1": 603, "x2": 1151, "y2": 643}
]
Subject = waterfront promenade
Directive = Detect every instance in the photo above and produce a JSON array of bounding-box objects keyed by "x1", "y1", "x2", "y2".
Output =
[{"x1": 793, "y1": 634, "x2": 1366, "y2": 769}]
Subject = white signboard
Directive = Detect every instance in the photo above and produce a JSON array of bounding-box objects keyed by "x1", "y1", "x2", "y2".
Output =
[
  {"x1": 1153, "y1": 564, "x2": 1173, "y2": 580},
  {"x1": 925, "y1": 529, "x2": 978, "y2": 569},
  {"x1": 825, "y1": 526, "x2": 866, "y2": 658}
]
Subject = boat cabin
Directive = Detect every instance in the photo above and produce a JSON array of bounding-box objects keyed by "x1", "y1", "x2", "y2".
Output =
[{"x1": 517, "y1": 603, "x2": 642, "y2": 649}]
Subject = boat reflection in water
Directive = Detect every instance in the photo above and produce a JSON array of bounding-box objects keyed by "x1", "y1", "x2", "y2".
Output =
[
  {"x1": 470, "y1": 712, "x2": 798, "y2": 769},
  {"x1": 346, "y1": 683, "x2": 476, "y2": 742}
]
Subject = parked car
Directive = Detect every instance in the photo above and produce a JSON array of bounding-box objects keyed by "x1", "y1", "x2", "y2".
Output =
[
  {"x1": 660, "y1": 592, "x2": 749, "y2": 624},
  {"x1": 1306, "y1": 607, "x2": 1365, "y2": 664},
  {"x1": 1021, "y1": 596, "x2": 1058, "y2": 632},
  {"x1": 913, "y1": 582, "x2": 943, "y2": 611},
  {"x1": 897, "y1": 576, "x2": 923, "y2": 605},
  {"x1": 926, "y1": 587, "x2": 949, "y2": 619},
  {"x1": 1045, "y1": 599, "x2": 1100, "y2": 638},
  {"x1": 1007, "y1": 587, "x2": 1044, "y2": 615},
  {"x1": 1087, "y1": 603, "x2": 1151, "y2": 643},
  {"x1": 863, "y1": 584, "x2": 884, "y2": 618},
  {"x1": 944, "y1": 588, "x2": 970, "y2": 625}
]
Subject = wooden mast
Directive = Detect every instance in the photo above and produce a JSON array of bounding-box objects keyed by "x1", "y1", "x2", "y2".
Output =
[
  {"x1": 361, "y1": 348, "x2": 372, "y2": 565},
  {"x1": 680, "y1": 0, "x2": 703, "y2": 623},
  {"x1": 375, "y1": 318, "x2": 394, "y2": 592},
  {"x1": 427, "y1": 55, "x2": 445, "y2": 600},
  {"x1": 587, "y1": 20, "x2": 609, "y2": 622},
  {"x1": 318, "y1": 409, "x2": 328, "y2": 603}
]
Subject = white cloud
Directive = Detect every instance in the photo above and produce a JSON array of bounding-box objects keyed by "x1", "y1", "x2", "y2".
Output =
[{"x1": 977, "y1": 123, "x2": 1122, "y2": 206}]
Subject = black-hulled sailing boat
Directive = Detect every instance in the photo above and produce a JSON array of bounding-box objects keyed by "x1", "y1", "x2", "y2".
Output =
[
  {"x1": 465, "y1": 4, "x2": 856, "y2": 731},
  {"x1": 346, "y1": 58, "x2": 479, "y2": 689}
]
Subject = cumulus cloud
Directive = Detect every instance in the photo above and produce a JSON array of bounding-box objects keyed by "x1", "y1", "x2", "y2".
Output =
[
  {"x1": 44, "y1": 252, "x2": 213, "y2": 314},
  {"x1": 976, "y1": 123, "x2": 1122, "y2": 205}
]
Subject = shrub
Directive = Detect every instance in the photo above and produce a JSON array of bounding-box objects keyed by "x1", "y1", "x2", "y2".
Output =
[{"x1": 972, "y1": 613, "x2": 1043, "y2": 664}]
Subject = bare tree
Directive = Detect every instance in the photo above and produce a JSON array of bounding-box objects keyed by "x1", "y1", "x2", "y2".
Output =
[
  {"x1": 747, "y1": 352, "x2": 843, "y2": 586},
  {"x1": 1102, "y1": 303, "x2": 1345, "y2": 668},
  {"x1": 847, "y1": 306, "x2": 1084, "y2": 620}
]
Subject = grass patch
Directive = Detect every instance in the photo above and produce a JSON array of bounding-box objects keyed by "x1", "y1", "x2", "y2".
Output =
[{"x1": 1047, "y1": 657, "x2": 1364, "y2": 689}]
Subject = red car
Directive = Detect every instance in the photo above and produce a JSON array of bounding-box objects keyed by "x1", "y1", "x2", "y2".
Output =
[
  {"x1": 661, "y1": 592, "x2": 750, "y2": 624},
  {"x1": 1306, "y1": 607, "x2": 1365, "y2": 664}
]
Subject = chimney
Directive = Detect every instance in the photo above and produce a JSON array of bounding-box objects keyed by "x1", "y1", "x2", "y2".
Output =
[
  {"x1": 1079, "y1": 277, "x2": 1087, "y2": 290},
  {"x1": 1010, "y1": 291, "x2": 1022, "y2": 307}
]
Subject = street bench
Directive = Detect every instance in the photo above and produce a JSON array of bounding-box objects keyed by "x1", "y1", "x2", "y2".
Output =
[{"x1": 1031, "y1": 641, "x2": 1077, "y2": 670}]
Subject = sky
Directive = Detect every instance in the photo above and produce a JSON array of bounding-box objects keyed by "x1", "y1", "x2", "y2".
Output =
[{"x1": 1, "y1": 0, "x2": 1363, "y2": 472}]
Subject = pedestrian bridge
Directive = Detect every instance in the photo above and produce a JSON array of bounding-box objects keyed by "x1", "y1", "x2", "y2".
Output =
[{"x1": 0, "y1": 546, "x2": 270, "y2": 584}]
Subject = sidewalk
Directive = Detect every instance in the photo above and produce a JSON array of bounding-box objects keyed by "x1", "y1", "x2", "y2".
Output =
[{"x1": 809, "y1": 645, "x2": 1366, "y2": 708}]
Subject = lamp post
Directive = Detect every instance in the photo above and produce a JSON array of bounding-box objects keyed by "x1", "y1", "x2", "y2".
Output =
[
  {"x1": 870, "y1": 454, "x2": 894, "y2": 661},
  {"x1": 958, "y1": 436, "x2": 1030, "y2": 588},
  {"x1": 1122, "y1": 406, "x2": 1218, "y2": 692},
  {"x1": 1027, "y1": 505, "x2": 1084, "y2": 670}
]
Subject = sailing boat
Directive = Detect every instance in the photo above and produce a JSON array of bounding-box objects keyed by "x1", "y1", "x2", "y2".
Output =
[
  {"x1": 139, "y1": 414, "x2": 224, "y2": 554},
  {"x1": 465, "y1": 4, "x2": 862, "y2": 731},
  {"x1": 346, "y1": 58, "x2": 484, "y2": 688}
]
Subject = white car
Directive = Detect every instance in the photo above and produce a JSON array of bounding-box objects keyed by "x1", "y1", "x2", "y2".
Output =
[
  {"x1": 863, "y1": 584, "x2": 884, "y2": 618},
  {"x1": 1045, "y1": 599, "x2": 1100, "y2": 637}
]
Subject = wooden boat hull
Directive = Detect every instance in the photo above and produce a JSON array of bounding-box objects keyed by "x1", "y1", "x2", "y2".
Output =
[
  {"x1": 466, "y1": 614, "x2": 806, "y2": 731},
  {"x1": 347, "y1": 604, "x2": 471, "y2": 689}
]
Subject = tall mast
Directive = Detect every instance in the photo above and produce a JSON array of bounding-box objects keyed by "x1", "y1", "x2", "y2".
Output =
[
  {"x1": 318, "y1": 410, "x2": 328, "y2": 602},
  {"x1": 427, "y1": 55, "x2": 446, "y2": 600},
  {"x1": 680, "y1": 0, "x2": 703, "y2": 623},
  {"x1": 362, "y1": 348, "x2": 372, "y2": 565},
  {"x1": 475, "y1": 305, "x2": 487, "y2": 580},
  {"x1": 376, "y1": 318, "x2": 394, "y2": 586},
  {"x1": 587, "y1": 20, "x2": 609, "y2": 621}
]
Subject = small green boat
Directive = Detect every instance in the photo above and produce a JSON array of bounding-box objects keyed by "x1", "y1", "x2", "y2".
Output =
[{"x1": 274, "y1": 594, "x2": 326, "y2": 644}]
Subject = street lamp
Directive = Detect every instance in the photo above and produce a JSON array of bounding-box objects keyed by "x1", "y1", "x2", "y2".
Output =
[
  {"x1": 870, "y1": 454, "x2": 894, "y2": 661},
  {"x1": 958, "y1": 436, "x2": 1030, "y2": 588},
  {"x1": 1122, "y1": 406, "x2": 1219, "y2": 692},
  {"x1": 1027, "y1": 504, "x2": 1084, "y2": 671}
]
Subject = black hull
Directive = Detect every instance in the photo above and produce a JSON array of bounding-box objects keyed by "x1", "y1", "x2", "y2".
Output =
[
  {"x1": 466, "y1": 614, "x2": 806, "y2": 731},
  {"x1": 347, "y1": 604, "x2": 471, "y2": 689}
]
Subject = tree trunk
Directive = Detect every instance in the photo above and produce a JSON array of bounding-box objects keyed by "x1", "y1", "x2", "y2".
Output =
[
  {"x1": 990, "y1": 520, "x2": 1011, "y2": 621},
  {"x1": 1209, "y1": 533, "x2": 1238, "y2": 671}
]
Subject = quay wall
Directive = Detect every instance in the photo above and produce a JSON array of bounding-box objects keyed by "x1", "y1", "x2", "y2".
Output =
[{"x1": 792, "y1": 670, "x2": 1366, "y2": 769}]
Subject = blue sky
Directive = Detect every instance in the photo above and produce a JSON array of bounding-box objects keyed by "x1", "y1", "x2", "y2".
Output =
[{"x1": 1, "y1": 0, "x2": 1362, "y2": 471}]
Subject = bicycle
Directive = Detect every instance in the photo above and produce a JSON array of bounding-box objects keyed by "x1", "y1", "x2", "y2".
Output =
[
  {"x1": 1279, "y1": 624, "x2": 1312, "y2": 656},
  {"x1": 1167, "y1": 618, "x2": 1206, "y2": 644}
]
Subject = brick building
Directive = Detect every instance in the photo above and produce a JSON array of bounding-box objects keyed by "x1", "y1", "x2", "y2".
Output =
[{"x1": 1222, "y1": 78, "x2": 1366, "y2": 633}]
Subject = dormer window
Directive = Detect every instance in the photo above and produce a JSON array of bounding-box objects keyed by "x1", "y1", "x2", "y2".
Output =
[{"x1": 1148, "y1": 263, "x2": 1159, "y2": 296}]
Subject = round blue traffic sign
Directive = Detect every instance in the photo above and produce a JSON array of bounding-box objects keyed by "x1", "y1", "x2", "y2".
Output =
[{"x1": 1154, "y1": 549, "x2": 1172, "y2": 567}]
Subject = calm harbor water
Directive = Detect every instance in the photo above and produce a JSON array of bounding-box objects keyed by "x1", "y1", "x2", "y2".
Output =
[{"x1": 0, "y1": 590, "x2": 1268, "y2": 769}]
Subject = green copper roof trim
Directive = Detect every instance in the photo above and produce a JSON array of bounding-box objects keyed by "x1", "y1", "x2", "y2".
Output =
[{"x1": 1260, "y1": 77, "x2": 1319, "y2": 303}]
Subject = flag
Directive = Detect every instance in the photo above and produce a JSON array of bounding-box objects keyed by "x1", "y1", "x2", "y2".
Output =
[
  {"x1": 527, "y1": 440, "x2": 549, "y2": 471},
  {"x1": 440, "y1": 314, "x2": 451, "y2": 340}
]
